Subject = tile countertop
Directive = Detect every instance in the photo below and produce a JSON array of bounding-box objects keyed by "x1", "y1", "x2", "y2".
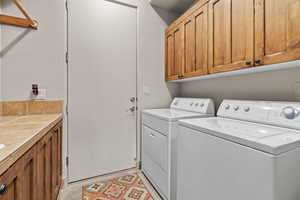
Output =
[{"x1": 0, "y1": 114, "x2": 63, "y2": 175}]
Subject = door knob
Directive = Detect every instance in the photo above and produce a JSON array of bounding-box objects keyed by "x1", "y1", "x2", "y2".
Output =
[
  {"x1": 130, "y1": 97, "x2": 136, "y2": 103},
  {"x1": 127, "y1": 106, "x2": 136, "y2": 112}
]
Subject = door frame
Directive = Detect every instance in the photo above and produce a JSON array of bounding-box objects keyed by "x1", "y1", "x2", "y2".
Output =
[{"x1": 65, "y1": 0, "x2": 141, "y2": 183}]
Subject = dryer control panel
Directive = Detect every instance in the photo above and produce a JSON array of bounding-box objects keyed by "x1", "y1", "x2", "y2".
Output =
[
  {"x1": 171, "y1": 98, "x2": 215, "y2": 115},
  {"x1": 218, "y1": 100, "x2": 300, "y2": 130}
]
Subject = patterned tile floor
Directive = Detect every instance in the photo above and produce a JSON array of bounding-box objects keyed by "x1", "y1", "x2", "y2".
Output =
[
  {"x1": 83, "y1": 173, "x2": 154, "y2": 199},
  {"x1": 58, "y1": 168, "x2": 161, "y2": 200}
]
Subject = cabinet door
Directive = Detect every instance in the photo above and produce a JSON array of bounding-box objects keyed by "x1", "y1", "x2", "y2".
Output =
[
  {"x1": 183, "y1": 4, "x2": 208, "y2": 78},
  {"x1": 57, "y1": 123, "x2": 63, "y2": 186},
  {"x1": 0, "y1": 162, "x2": 20, "y2": 200},
  {"x1": 166, "y1": 33, "x2": 175, "y2": 80},
  {"x1": 53, "y1": 124, "x2": 62, "y2": 200},
  {"x1": 208, "y1": 0, "x2": 255, "y2": 73},
  {"x1": 0, "y1": 147, "x2": 37, "y2": 200},
  {"x1": 165, "y1": 26, "x2": 184, "y2": 81},
  {"x1": 19, "y1": 147, "x2": 37, "y2": 200},
  {"x1": 255, "y1": 0, "x2": 300, "y2": 66},
  {"x1": 52, "y1": 128, "x2": 59, "y2": 200},
  {"x1": 36, "y1": 132, "x2": 54, "y2": 200}
]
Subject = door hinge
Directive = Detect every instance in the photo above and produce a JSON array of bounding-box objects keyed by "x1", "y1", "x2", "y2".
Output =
[
  {"x1": 134, "y1": 158, "x2": 141, "y2": 169},
  {"x1": 65, "y1": 0, "x2": 68, "y2": 12},
  {"x1": 65, "y1": 52, "x2": 69, "y2": 64},
  {"x1": 66, "y1": 156, "x2": 69, "y2": 167}
]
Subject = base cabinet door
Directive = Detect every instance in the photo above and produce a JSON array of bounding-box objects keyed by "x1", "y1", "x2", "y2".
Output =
[
  {"x1": 255, "y1": 0, "x2": 300, "y2": 66},
  {"x1": 37, "y1": 122, "x2": 62, "y2": 200},
  {"x1": 19, "y1": 148, "x2": 37, "y2": 200},
  {"x1": 208, "y1": 0, "x2": 255, "y2": 73},
  {"x1": 37, "y1": 132, "x2": 54, "y2": 200},
  {"x1": 0, "y1": 164, "x2": 20, "y2": 200},
  {"x1": 53, "y1": 124, "x2": 63, "y2": 199},
  {"x1": 0, "y1": 147, "x2": 37, "y2": 200}
]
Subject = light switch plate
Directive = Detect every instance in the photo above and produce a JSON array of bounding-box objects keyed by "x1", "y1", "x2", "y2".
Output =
[{"x1": 143, "y1": 86, "x2": 151, "y2": 96}]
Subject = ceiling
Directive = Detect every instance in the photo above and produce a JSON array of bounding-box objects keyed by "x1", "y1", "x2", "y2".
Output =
[{"x1": 149, "y1": 0, "x2": 197, "y2": 13}]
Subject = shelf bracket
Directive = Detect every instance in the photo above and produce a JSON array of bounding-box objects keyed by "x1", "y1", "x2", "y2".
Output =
[{"x1": 0, "y1": 0, "x2": 38, "y2": 29}]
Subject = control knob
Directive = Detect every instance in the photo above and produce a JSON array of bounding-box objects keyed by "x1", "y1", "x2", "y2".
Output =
[
  {"x1": 282, "y1": 107, "x2": 297, "y2": 119},
  {"x1": 225, "y1": 105, "x2": 230, "y2": 110},
  {"x1": 233, "y1": 106, "x2": 240, "y2": 111},
  {"x1": 244, "y1": 107, "x2": 250, "y2": 112}
]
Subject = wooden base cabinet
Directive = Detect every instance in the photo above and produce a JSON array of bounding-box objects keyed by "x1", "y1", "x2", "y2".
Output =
[
  {"x1": 0, "y1": 147, "x2": 37, "y2": 200},
  {"x1": 0, "y1": 121, "x2": 63, "y2": 200}
]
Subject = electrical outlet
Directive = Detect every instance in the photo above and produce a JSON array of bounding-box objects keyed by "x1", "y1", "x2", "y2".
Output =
[{"x1": 31, "y1": 89, "x2": 47, "y2": 100}]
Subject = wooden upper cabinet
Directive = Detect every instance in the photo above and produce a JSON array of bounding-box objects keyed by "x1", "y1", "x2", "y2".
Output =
[
  {"x1": 208, "y1": 0, "x2": 255, "y2": 73},
  {"x1": 165, "y1": 0, "x2": 300, "y2": 81},
  {"x1": 165, "y1": 26, "x2": 184, "y2": 81},
  {"x1": 166, "y1": 33, "x2": 175, "y2": 80},
  {"x1": 255, "y1": 0, "x2": 300, "y2": 66},
  {"x1": 183, "y1": 4, "x2": 208, "y2": 78}
]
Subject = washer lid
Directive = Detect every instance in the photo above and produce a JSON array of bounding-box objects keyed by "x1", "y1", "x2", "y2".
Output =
[
  {"x1": 179, "y1": 117, "x2": 300, "y2": 155},
  {"x1": 143, "y1": 109, "x2": 212, "y2": 121}
]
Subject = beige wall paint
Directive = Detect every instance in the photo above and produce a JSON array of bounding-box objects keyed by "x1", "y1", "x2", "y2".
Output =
[
  {"x1": 180, "y1": 67, "x2": 300, "y2": 107},
  {"x1": 1, "y1": 0, "x2": 66, "y2": 101},
  {"x1": 0, "y1": 0, "x2": 179, "y2": 106},
  {"x1": 139, "y1": 2, "x2": 180, "y2": 109},
  {"x1": 0, "y1": 0, "x2": 179, "y2": 182},
  {"x1": 0, "y1": 6, "x2": 2, "y2": 101}
]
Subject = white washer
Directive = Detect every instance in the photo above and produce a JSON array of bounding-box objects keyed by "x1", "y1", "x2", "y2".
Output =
[
  {"x1": 142, "y1": 98, "x2": 215, "y2": 200},
  {"x1": 178, "y1": 99, "x2": 300, "y2": 200}
]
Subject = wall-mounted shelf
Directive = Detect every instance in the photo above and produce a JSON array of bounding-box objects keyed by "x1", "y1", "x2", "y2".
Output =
[
  {"x1": 0, "y1": 0, "x2": 38, "y2": 29},
  {"x1": 168, "y1": 60, "x2": 300, "y2": 83}
]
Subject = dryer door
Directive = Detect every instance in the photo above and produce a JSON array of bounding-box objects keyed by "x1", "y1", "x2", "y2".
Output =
[{"x1": 143, "y1": 126, "x2": 168, "y2": 171}]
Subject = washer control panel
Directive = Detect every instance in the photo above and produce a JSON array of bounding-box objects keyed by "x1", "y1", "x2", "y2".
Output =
[
  {"x1": 171, "y1": 98, "x2": 215, "y2": 114},
  {"x1": 269, "y1": 103, "x2": 300, "y2": 130},
  {"x1": 218, "y1": 100, "x2": 300, "y2": 130}
]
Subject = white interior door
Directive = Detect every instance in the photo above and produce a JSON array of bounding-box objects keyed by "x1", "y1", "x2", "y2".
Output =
[{"x1": 68, "y1": 0, "x2": 137, "y2": 182}]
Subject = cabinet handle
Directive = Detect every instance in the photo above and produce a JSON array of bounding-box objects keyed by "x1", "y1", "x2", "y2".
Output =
[
  {"x1": 245, "y1": 61, "x2": 252, "y2": 65},
  {"x1": 0, "y1": 184, "x2": 7, "y2": 195},
  {"x1": 255, "y1": 59, "x2": 261, "y2": 65}
]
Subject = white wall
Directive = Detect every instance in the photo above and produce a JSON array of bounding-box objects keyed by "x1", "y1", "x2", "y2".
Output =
[
  {"x1": 180, "y1": 67, "x2": 300, "y2": 107},
  {"x1": 0, "y1": 0, "x2": 179, "y2": 182},
  {"x1": 139, "y1": 1, "x2": 180, "y2": 109},
  {"x1": 1, "y1": 0, "x2": 66, "y2": 101},
  {"x1": 0, "y1": 0, "x2": 179, "y2": 105},
  {"x1": 0, "y1": 5, "x2": 2, "y2": 101}
]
